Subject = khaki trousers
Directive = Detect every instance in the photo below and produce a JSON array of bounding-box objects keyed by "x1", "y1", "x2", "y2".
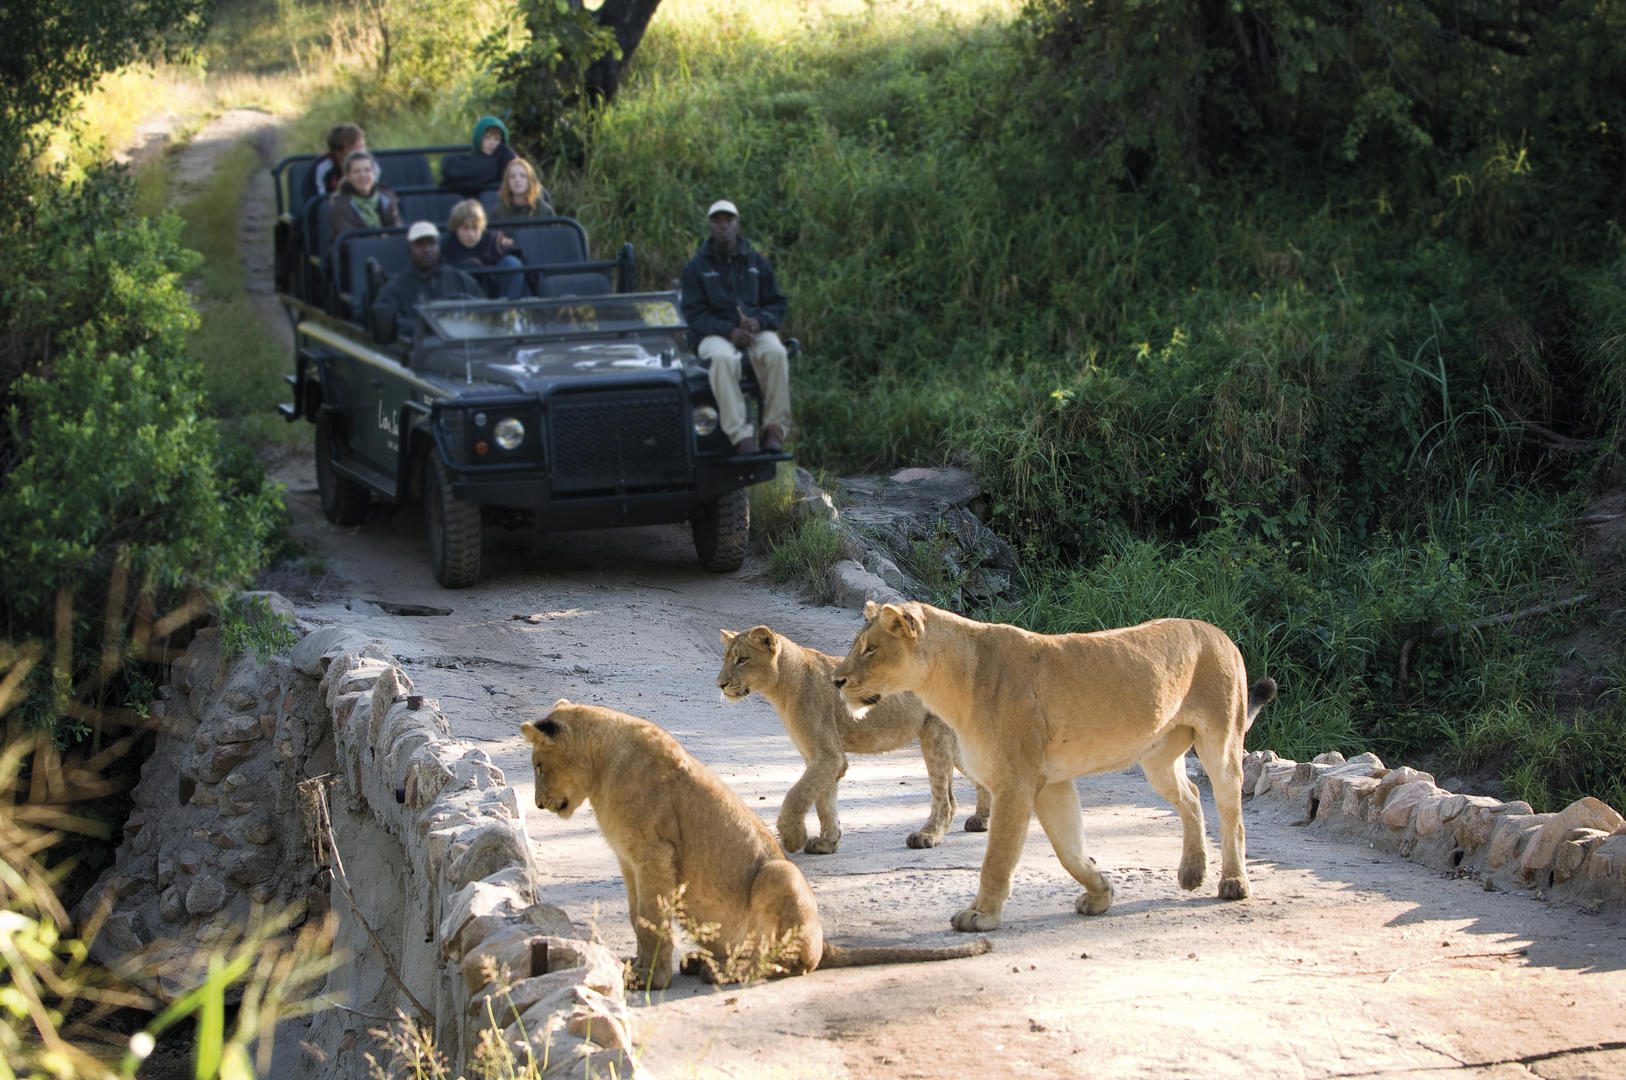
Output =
[{"x1": 700, "y1": 331, "x2": 791, "y2": 444}]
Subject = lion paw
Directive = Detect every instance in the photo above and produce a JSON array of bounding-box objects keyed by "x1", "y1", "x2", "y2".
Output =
[
  {"x1": 778, "y1": 822, "x2": 808, "y2": 852},
  {"x1": 1178, "y1": 856, "x2": 1207, "y2": 891},
  {"x1": 950, "y1": 907, "x2": 1001, "y2": 932},
  {"x1": 964, "y1": 814, "x2": 989, "y2": 833},
  {"x1": 804, "y1": 836, "x2": 840, "y2": 855},
  {"x1": 1076, "y1": 884, "x2": 1113, "y2": 916},
  {"x1": 906, "y1": 830, "x2": 943, "y2": 849},
  {"x1": 1218, "y1": 875, "x2": 1251, "y2": 901},
  {"x1": 679, "y1": 953, "x2": 722, "y2": 983},
  {"x1": 625, "y1": 961, "x2": 673, "y2": 991}
]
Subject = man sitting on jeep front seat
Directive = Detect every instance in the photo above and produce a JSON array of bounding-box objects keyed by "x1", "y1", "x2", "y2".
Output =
[{"x1": 371, "y1": 221, "x2": 482, "y2": 344}]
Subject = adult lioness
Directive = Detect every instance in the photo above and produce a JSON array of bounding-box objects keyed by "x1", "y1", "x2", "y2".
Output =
[
  {"x1": 717, "y1": 626, "x2": 990, "y2": 853},
  {"x1": 521, "y1": 700, "x2": 992, "y2": 989},
  {"x1": 832, "y1": 601, "x2": 1276, "y2": 932}
]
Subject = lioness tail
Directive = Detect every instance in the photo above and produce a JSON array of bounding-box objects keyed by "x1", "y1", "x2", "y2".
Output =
[
  {"x1": 820, "y1": 937, "x2": 993, "y2": 969},
  {"x1": 1245, "y1": 677, "x2": 1278, "y2": 731}
]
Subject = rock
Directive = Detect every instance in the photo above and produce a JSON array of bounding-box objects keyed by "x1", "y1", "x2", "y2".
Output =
[
  {"x1": 1312, "y1": 751, "x2": 1347, "y2": 766},
  {"x1": 1519, "y1": 797, "x2": 1626, "y2": 881},
  {"x1": 1381, "y1": 781, "x2": 1441, "y2": 829},
  {"x1": 1487, "y1": 814, "x2": 1552, "y2": 870},
  {"x1": 222, "y1": 845, "x2": 283, "y2": 887},
  {"x1": 291, "y1": 625, "x2": 372, "y2": 677},
  {"x1": 447, "y1": 823, "x2": 533, "y2": 891},
  {"x1": 184, "y1": 875, "x2": 228, "y2": 917},
  {"x1": 566, "y1": 987, "x2": 634, "y2": 1052},
  {"x1": 1552, "y1": 829, "x2": 1612, "y2": 884},
  {"x1": 197, "y1": 742, "x2": 255, "y2": 784},
  {"x1": 215, "y1": 713, "x2": 265, "y2": 744},
  {"x1": 828, "y1": 559, "x2": 905, "y2": 610},
  {"x1": 1373, "y1": 766, "x2": 1435, "y2": 808}
]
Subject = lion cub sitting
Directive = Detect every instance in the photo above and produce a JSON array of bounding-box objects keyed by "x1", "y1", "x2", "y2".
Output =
[
  {"x1": 521, "y1": 700, "x2": 991, "y2": 989},
  {"x1": 718, "y1": 626, "x2": 990, "y2": 854}
]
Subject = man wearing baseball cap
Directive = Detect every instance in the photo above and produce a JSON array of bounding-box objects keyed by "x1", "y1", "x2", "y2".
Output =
[
  {"x1": 679, "y1": 199, "x2": 791, "y2": 454},
  {"x1": 371, "y1": 221, "x2": 483, "y2": 343}
]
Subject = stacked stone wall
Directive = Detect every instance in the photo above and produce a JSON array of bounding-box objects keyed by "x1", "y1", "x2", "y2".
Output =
[
  {"x1": 1242, "y1": 749, "x2": 1626, "y2": 909},
  {"x1": 81, "y1": 615, "x2": 646, "y2": 1079}
]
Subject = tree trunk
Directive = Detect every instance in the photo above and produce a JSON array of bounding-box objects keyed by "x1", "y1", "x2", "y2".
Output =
[{"x1": 584, "y1": 0, "x2": 663, "y2": 102}]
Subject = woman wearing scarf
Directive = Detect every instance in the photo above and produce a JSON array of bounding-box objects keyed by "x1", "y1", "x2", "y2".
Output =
[{"x1": 328, "y1": 150, "x2": 401, "y2": 240}]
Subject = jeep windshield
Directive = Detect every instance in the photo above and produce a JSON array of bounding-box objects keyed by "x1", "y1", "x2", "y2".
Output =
[{"x1": 419, "y1": 296, "x2": 684, "y2": 342}]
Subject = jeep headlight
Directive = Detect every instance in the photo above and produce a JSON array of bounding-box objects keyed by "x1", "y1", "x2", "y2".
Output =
[
  {"x1": 494, "y1": 417, "x2": 525, "y2": 450},
  {"x1": 692, "y1": 405, "x2": 719, "y2": 437}
]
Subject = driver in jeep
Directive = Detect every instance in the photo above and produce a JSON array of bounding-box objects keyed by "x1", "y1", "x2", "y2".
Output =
[{"x1": 371, "y1": 221, "x2": 482, "y2": 344}]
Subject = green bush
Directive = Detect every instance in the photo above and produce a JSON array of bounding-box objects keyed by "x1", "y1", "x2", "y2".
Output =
[
  {"x1": 0, "y1": 170, "x2": 280, "y2": 734},
  {"x1": 994, "y1": 489, "x2": 1587, "y2": 774}
]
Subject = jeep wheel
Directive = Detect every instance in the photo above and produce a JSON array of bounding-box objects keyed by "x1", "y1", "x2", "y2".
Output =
[
  {"x1": 424, "y1": 454, "x2": 482, "y2": 588},
  {"x1": 315, "y1": 412, "x2": 370, "y2": 525},
  {"x1": 691, "y1": 487, "x2": 750, "y2": 572}
]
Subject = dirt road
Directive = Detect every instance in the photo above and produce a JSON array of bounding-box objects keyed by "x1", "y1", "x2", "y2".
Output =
[{"x1": 225, "y1": 112, "x2": 1626, "y2": 1078}]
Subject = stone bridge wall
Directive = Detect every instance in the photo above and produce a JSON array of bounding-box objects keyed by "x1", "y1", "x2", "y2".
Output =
[{"x1": 82, "y1": 616, "x2": 642, "y2": 1079}]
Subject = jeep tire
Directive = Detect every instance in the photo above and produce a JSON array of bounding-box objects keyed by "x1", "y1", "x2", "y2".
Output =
[
  {"x1": 691, "y1": 487, "x2": 749, "y2": 572},
  {"x1": 315, "y1": 412, "x2": 371, "y2": 525},
  {"x1": 424, "y1": 454, "x2": 483, "y2": 588}
]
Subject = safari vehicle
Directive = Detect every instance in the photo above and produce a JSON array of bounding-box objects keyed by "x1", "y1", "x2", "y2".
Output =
[{"x1": 270, "y1": 148, "x2": 788, "y2": 587}]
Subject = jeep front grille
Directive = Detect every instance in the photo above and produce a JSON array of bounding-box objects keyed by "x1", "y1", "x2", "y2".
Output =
[{"x1": 548, "y1": 386, "x2": 692, "y2": 494}]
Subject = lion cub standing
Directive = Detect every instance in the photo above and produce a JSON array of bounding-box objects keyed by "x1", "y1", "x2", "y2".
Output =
[
  {"x1": 833, "y1": 601, "x2": 1277, "y2": 933},
  {"x1": 521, "y1": 700, "x2": 991, "y2": 988},
  {"x1": 718, "y1": 626, "x2": 990, "y2": 854}
]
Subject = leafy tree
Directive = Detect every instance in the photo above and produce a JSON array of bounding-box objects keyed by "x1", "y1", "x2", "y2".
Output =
[
  {"x1": 0, "y1": 0, "x2": 209, "y2": 201},
  {"x1": 1, "y1": 0, "x2": 280, "y2": 737},
  {"x1": 483, "y1": 0, "x2": 620, "y2": 163}
]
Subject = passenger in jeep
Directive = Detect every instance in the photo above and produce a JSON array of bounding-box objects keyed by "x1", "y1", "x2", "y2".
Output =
[
  {"x1": 371, "y1": 222, "x2": 482, "y2": 344},
  {"x1": 493, "y1": 157, "x2": 553, "y2": 220},
  {"x1": 443, "y1": 199, "x2": 526, "y2": 300},
  {"x1": 329, "y1": 150, "x2": 401, "y2": 239},
  {"x1": 440, "y1": 115, "x2": 518, "y2": 197},
  {"x1": 309, "y1": 123, "x2": 366, "y2": 201},
  {"x1": 680, "y1": 199, "x2": 791, "y2": 455}
]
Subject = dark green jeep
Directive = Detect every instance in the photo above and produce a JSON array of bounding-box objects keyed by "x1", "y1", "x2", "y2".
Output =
[{"x1": 271, "y1": 150, "x2": 787, "y2": 587}]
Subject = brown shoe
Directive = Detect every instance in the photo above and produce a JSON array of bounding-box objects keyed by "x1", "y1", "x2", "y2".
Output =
[
  {"x1": 761, "y1": 424, "x2": 786, "y2": 453},
  {"x1": 733, "y1": 435, "x2": 759, "y2": 455}
]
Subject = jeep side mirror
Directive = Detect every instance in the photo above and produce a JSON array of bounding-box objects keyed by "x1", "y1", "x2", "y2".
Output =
[{"x1": 373, "y1": 307, "x2": 399, "y2": 345}]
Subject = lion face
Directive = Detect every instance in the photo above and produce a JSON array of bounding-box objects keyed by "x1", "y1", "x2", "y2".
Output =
[
  {"x1": 832, "y1": 602, "x2": 927, "y2": 711},
  {"x1": 716, "y1": 626, "x2": 780, "y2": 702},
  {"x1": 520, "y1": 701, "x2": 595, "y2": 818}
]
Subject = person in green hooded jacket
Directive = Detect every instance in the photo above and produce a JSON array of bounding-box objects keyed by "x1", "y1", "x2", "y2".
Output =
[{"x1": 440, "y1": 115, "x2": 519, "y2": 196}]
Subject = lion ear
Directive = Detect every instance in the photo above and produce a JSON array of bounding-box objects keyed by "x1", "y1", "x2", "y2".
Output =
[
  {"x1": 522, "y1": 715, "x2": 563, "y2": 745},
  {"x1": 719, "y1": 628, "x2": 737, "y2": 645},
  {"x1": 863, "y1": 600, "x2": 881, "y2": 620},
  {"x1": 747, "y1": 626, "x2": 777, "y2": 651},
  {"x1": 878, "y1": 604, "x2": 921, "y2": 640}
]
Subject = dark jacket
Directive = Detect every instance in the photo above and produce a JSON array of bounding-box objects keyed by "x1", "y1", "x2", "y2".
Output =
[
  {"x1": 491, "y1": 193, "x2": 555, "y2": 221},
  {"x1": 440, "y1": 115, "x2": 518, "y2": 196},
  {"x1": 679, "y1": 236, "x2": 788, "y2": 349},
  {"x1": 371, "y1": 262, "x2": 482, "y2": 342},
  {"x1": 329, "y1": 182, "x2": 401, "y2": 238},
  {"x1": 442, "y1": 229, "x2": 511, "y2": 269}
]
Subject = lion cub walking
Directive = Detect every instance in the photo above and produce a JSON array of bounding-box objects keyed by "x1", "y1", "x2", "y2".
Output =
[
  {"x1": 833, "y1": 601, "x2": 1277, "y2": 933},
  {"x1": 718, "y1": 626, "x2": 990, "y2": 854},
  {"x1": 521, "y1": 700, "x2": 991, "y2": 988}
]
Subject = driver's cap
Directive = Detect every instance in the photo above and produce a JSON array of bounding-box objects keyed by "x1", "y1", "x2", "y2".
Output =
[{"x1": 407, "y1": 220, "x2": 439, "y2": 242}]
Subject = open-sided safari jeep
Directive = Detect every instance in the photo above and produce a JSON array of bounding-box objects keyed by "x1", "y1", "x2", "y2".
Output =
[{"x1": 270, "y1": 148, "x2": 788, "y2": 587}]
